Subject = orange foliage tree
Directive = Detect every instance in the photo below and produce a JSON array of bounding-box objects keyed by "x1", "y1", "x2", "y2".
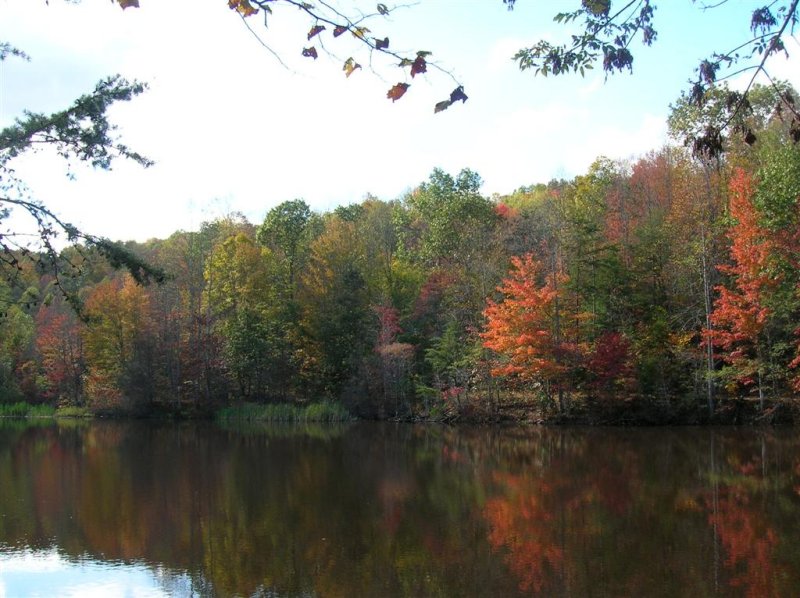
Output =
[
  {"x1": 706, "y1": 169, "x2": 777, "y2": 405},
  {"x1": 482, "y1": 253, "x2": 585, "y2": 411},
  {"x1": 82, "y1": 276, "x2": 153, "y2": 409}
]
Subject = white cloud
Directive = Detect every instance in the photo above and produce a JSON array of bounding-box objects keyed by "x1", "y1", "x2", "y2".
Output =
[{"x1": 2, "y1": 1, "x2": 794, "y2": 242}]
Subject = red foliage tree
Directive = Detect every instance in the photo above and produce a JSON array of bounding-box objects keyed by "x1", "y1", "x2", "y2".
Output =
[
  {"x1": 35, "y1": 304, "x2": 84, "y2": 403},
  {"x1": 587, "y1": 331, "x2": 633, "y2": 396}
]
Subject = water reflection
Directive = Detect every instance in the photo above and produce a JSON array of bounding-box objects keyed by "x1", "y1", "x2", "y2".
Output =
[
  {"x1": 0, "y1": 549, "x2": 194, "y2": 597},
  {"x1": 1, "y1": 421, "x2": 799, "y2": 596}
]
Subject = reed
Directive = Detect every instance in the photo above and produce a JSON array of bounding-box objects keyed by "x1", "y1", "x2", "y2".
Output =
[{"x1": 217, "y1": 401, "x2": 353, "y2": 422}]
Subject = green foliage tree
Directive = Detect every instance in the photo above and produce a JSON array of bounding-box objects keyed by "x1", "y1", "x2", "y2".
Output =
[
  {"x1": 205, "y1": 232, "x2": 291, "y2": 400},
  {"x1": 425, "y1": 319, "x2": 479, "y2": 408},
  {"x1": 399, "y1": 168, "x2": 495, "y2": 268},
  {"x1": 0, "y1": 294, "x2": 35, "y2": 403},
  {"x1": 300, "y1": 217, "x2": 374, "y2": 399},
  {"x1": 256, "y1": 199, "x2": 315, "y2": 303}
]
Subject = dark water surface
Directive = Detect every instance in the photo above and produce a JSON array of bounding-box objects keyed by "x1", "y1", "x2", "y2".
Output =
[{"x1": 1, "y1": 420, "x2": 799, "y2": 597}]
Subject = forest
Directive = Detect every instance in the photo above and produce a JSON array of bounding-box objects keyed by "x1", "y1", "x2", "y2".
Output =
[{"x1": 1, "y1": 82, "x2": 800, "y2": 423}]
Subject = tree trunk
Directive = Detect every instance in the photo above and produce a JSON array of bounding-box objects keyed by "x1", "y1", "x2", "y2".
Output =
[{"x1": 701, "y1": 225, "x2": 715, "y2": 416}]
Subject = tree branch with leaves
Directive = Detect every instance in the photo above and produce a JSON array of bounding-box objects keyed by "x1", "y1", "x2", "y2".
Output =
[
  {"x1": 228, "y1": 0, "x2": 469, "y2": 112},
  {"x1": 510, "y1": 0, "x2": 800, "y2": 158},
  {"x1": 0, "y1": 71, "x2": 165, "y2": 312}
]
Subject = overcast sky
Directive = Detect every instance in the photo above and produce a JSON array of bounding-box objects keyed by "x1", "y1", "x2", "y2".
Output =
[{"x1": 1, "y1": 0, "x2": 798, "y2": 241}]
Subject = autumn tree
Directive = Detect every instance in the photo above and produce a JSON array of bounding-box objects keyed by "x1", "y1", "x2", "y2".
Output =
[
  {"x1": 559, "y1": 159, "x2": 625, "y2": 336},
  {"x1": 706, "y1": 169, "x2": 776, "y2": 406},
  {"x1": 482, "y1": 253, "x2": 585, "y2": 412},
  {"x1": 396, "y1": 168, "x2": 501, "y2": 384},
  {"x1": 35, "y1": 301, "x2": 84, "y2": 404},
  {"x1": 373, "y1": 304, "x2": 415, "y2": 415},
  {"x1": 82, "y1": 275, "x2": 154, "y2": 410}
]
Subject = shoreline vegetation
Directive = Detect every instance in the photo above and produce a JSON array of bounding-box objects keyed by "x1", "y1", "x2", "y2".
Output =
[
  {"x1": 1, "y1": 395, "x2": 797, "y2": 426},
  {"x1": 0, "y1": 402, "x2": 92, "y2": 419},
  {"x1": 216, "y1": 401, "x2": 353, "y2": 423}
]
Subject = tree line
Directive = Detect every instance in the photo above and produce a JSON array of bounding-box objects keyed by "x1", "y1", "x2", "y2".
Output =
[{"x1": 1, "y1": 82, "x2": 799, "y2": 420}]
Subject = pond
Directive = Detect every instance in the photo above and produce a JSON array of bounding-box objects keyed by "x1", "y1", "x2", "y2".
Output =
[{"x1": 1, "y1": 420, "x2": 799, "y2": 597}]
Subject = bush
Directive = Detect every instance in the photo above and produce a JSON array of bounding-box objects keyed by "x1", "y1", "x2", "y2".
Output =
[{"x1": 54, "y1": 406, "x2": 93, "y2": 418}]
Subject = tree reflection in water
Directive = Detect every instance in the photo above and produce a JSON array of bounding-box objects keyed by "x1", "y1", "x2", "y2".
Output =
[{"x1": 1, "y1": 421, "x2": 799, "y2": 596}]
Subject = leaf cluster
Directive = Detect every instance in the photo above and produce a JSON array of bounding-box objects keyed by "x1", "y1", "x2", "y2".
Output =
[
  {"x1": 512, "y1": 0, "x2": 655, "y2": 78},
  {"x1": 229, "y1": 1, "x2": 468, "y2": 113}
]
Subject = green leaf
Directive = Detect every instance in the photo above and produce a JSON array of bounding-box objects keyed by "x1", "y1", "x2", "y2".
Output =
[{"x1": 434, "y1": 100, "x2": 452, "y2": 114}]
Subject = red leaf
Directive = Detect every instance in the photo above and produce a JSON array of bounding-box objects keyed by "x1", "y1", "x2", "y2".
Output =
[
  {"x1": 375, "y1": 37, "x2": 389, "y2": 50},
  {"x1": 307, "y1": 25, "x2": 326, "y2": 40},
  {"x1": 387, "y1": 82, "x2": 410, "y2": 102},
  {"x1": 302, "y1": 47, "x2": 318, "y2": 59},
  {"x1": 117, "y1": 0, "x2": 139, "y2": 8},
  {"x1": 333, "y1": 25, "x2": 348, "y2": 37},
  {"x1": 410, "y1": 56, "x2": 427, "y2": 78}
]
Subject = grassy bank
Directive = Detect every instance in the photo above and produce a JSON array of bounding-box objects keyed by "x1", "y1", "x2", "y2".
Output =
[
  {"x1": 0, "y1": 402, "x2": 56, "y2": 417},
  {"x1": 216, "y1": 402, "x2": 354, "y2": 423},
  {"x1": 0, "y1": 403, "x2": 94, "y2": 418}
]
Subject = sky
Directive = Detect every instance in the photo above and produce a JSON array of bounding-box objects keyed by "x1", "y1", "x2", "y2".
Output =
[{"x1": 1, "y1": 0, "x2": 798, "y2": 242}]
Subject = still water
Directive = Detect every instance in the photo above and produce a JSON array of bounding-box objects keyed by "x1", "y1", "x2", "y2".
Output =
[{"x1": 0, "y1": 420, "x2": 799, "y2": 597}]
